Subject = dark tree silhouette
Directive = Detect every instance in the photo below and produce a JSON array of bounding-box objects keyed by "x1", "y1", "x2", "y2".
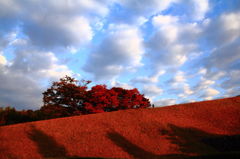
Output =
[{"x1": 42, "y1": 75, "x2": 91, "y2": 112}]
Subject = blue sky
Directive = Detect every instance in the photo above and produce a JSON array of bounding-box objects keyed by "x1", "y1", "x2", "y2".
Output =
[{"x1": 0, "y1": 0, "x2": 239, "y2": 110}]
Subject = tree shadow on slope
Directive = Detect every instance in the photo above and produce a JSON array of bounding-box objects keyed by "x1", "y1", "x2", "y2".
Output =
[
  {"x1": 28, "y1": 125, "x2": 68, "y2": 158},
  {"x1": 0, "y1": 128, "x2": 18, "y2": 159},
  {"x1": 27, "y1": 125, "x2": 106, "y2": 159},
  {"x1": 107, "y1": 124, "x2": 240, "y2": 159},
  {"x1": 107, "y1": 131, "x2": 190, "y2": 159},
  {"x1": 160, "y1": 124, "x2": 240, "y2": 154}
]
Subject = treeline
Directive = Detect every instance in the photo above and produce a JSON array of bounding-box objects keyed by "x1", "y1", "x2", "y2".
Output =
[
  {"x1": 0, "y1": 76, "x2": 151, "y2": 126},
  {"x1": 0, "y1": 107, "x2": 50, "y2": 126}
]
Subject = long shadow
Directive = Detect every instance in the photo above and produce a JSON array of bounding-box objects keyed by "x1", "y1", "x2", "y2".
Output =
[
  {"x1": 27, "y1": 126, "x2": 107, "y2": 159},
  {"x1": 160, "y1": 124, "x2": 240, "y2": 154},
  {"x1": 0, "y1": 129, "x2": 17, "y2": 159},
  {"x1": 27, "y1": 125, "x2": 68, "y2": 158},
  {"x1": 107, "y1": 124, "x2": 240, "y2": 159},
  {"x1": 107, "y1": 131, "x2": 190, "y2": 159},
  {"x1": 107, "y1": 131, "x2": 159, "y2": 159},
  {"x1": 202, "y1": 135, "x2": 240, "y2": 152}
]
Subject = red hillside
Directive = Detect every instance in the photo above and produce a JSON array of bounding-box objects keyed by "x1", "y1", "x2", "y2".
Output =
[{"x1": 0, "y1": 96, "x2": 240, "y2": 159}]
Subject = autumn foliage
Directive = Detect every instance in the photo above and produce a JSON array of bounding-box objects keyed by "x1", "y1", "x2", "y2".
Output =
[
  {"x1": 42, "y1": 75, "x2": 151, "y2": 116},
  {"x1": 0, "y1": 76, "x2": 150, "y2": 126}
]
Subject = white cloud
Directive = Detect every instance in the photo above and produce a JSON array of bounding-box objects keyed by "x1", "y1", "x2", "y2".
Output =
[
  {"x1": 153, "y1": 98, "x2": 176, "y2": 107},
  {"x1": 221, "y1": 70, "x2": 240, "y2": 91},
  {"x1": 0, "y1": 0, "x2": 113, "y2": 49},
  {"x1": 110, "y1": 79, "x2": 133, "y2": 90},
  {"x1": 224, "y1": 87, "x2": 240, "y2": 97},
  {"x1": 131, "y1": 70, "x2": 165, "y2": 84},
  {"x1": 111, "y1": 0, "x2": 208, "y2": 25},
  {"x1": 204, "y1": 12, "x2": 240, "y2": 47},
  {"x1": 83, "y1": 24, "x2": 144, "y2": 80},
  {"x1": 167, "y1": 71, "x2": 194, "y2": 99},
  {"x1": 199, "y1": 11, "x2": 240, "y2": 99},
  {"x1": 151, "y1": 15, "x2": 179, "y2": 44},
  {"x1": 23, "y1": 16, "x2": 93, "y2": 48},
  {"x1": 152, "y1": 15, "x2": 178, "y2": 27},
  {"x1": 206, "y1": 39, "x2": 240, "y2": 70},
  {"x1": 118, "y1": 0, "x2": 178, "y2": 17},
  {"x1": 142, "y1": 85, "x2": 163, "y2": 96},
  {"x1": 151, "y1": 14, "x2": 202, "y2": 42},
  {"x1": 194, "y1": 78, "x2": 215, "y2": 91},
  {"x1": 147, "y1": 14, "x2": 201, "y2": 73},
  {"x1": 178, "y1": 84, "x2": 194, "y2": 98},
  {"x1": 198, "y1": 68, "x2": 207, "y2": 75},
  {"x1": 0, "y1": 71, "x2": 43, "y2": 110},
  {"x1": 0, "y1": 39, "x2": 73, "y2": 109},
  {"x1": 0, "y1": 54, "x2": 7, "y2": 65},
  {"x1": 175, "y1": 0, "x2": 209, "y2": 21},
  {"x1": 141, "y1": 84, "x2": 163, "y2": 103},
  {"x1": 172, "y1": 71, "x2": 186, "y2": 83},
  {"x1": 105, "y1": 0, "x2": 180, "y2": 25},
  {"x1": 192, "y1": 0, "x2": 209, "y2": 21},
  {"x1": 0, "y1": 0, "x2": 111, "y2": 18},
  {"x1": 200, "y1": 88, "x2": 219, "y2": 100}
]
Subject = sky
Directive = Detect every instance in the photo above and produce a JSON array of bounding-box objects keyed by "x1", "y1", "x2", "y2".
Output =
[{"x1": 0, "y1": 0, "x2": 240, "y2": 110}]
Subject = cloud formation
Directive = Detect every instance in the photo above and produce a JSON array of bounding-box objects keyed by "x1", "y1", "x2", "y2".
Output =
[
  {"x1": 0, "y1": 0, "x2": 112, "y2": 49},
  {"x1": 147, "y1": 14, "x2": 201, "y2": 71},
  {"x1": 0, "y1": 38, "x2": 73, "y2": 109},
  {"x1": 83, "y1": 24, "x2": 144, "y2": 80},
  {"x1": 0, "y1": 0, "x2": 239, "y2": 109}
]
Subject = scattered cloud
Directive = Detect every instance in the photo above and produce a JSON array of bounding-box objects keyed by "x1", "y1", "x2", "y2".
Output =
[
  {"x1": 0, "y1": 0, "x2": 113, "y2": 49},
  {"x1": 0, "y1": 39, "x2": 73, "y2": 109},
  {"x1": 0, "y1": 54, "x2": 7, "y2": 65},
  {"x1": 0, "y1": 0, "x2": 239, "y2": 109},
  {"x1": 83, "y1": 24, "x2": 144, "y2": 80},
  {"x1": 184, "y1": 0, "x2": 209, "y2": 21},
  {"x1": 23, "y1": 16, "x2": 93, "y2": 49},
  {"x1": 142, "y1": 84, "x2": 163, "y2": 100},
  {"x1": 131, "y1": 70, "x2": 165, "y2": 84},
  {"x1": 118, "y1": 0, "x2": 178, "y2": 16},
  {"x1": 147, "y1": 14, "x2": 201, "y2": 75},
  {"x1": 153, "y1": 99, "x2": 176, "y2": 107},
  {"x1": 110, "y1": 79, "x2": 134, "y2": 90},
  {"x1": 200, "y1": 88, "x2": 220, "y2": 100}
]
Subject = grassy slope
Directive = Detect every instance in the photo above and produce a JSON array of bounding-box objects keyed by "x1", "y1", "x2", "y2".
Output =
[{"x1": 0, "y1": 97, "x2": 240, "y2": 159}]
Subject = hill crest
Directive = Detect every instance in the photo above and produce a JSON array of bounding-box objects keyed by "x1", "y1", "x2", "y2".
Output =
[{"x1": 0, "y1": 96, "x2": 240, "y2": 159}]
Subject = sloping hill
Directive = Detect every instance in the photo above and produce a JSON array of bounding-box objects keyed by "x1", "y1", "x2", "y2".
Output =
[{"x1": 0, "y1": 97, "x2": 240, "y2": 159}]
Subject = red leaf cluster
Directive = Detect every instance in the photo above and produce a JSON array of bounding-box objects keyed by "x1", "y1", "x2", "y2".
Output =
[{"x1": 42, "y1": 76, "x2": 151, "y2": 116}]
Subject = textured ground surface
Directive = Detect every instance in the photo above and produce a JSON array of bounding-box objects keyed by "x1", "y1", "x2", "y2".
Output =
[{"x1": 0, "y1": 97, "x2": 240, "y2": 159}]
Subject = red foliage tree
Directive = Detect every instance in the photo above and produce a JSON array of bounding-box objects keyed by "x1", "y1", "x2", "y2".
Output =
[
  {"x1": 42, "y1": 75, "x2": 91, "y2": 115},
  {"x1": 84, "y1": 85, "x2": 119, "y2": 113},
  {"x1": 111, "y1": 87, "x2": 151, "y2": 109},
  {"x1": 42, "y1": 76, "x2": 151, "y2": 116}
]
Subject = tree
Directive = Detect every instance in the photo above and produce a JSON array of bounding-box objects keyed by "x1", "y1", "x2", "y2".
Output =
[
  {"x1": 111, "y1": 87, "x2": 151, "y2": 109},
  {"x1": 42, "y1": 76, "x2": 151, "y2": 116},
  {"x1": 42, "y1": 75, "x2": 91, "y2": 114},
  {"x1": 84, "y1": 85, "x2": 119, "y2": 113},
  {"x1": 0, "y1": 107, "x2": 38, "y2": 126}
]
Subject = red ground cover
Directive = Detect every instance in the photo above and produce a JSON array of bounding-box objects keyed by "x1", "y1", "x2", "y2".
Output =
[{"x1": 0, "y1": 97, "x2": 240, "y2": 159}]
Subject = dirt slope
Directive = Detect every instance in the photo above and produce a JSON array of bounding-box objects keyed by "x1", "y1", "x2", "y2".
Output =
[{"x1": 0, "y1": 97, "x2": 240, "y2": 159}]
